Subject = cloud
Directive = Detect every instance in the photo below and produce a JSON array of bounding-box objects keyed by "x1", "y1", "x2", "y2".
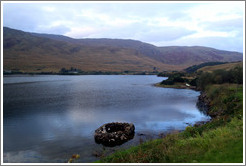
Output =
[
  {"x1": 136, "y1": 27, "x2": 196, "y2": 42},
  {"x1": 36, "y1": 25, "x2": 71, "y2": 35},
  {"x1": 185, "y1": 2, "x2": 244, "y2": 23},
  {"x1": 155, "y1": 35, "x2": 243, "y2": 53},
  {"x1": 2, "y1": 2, "x2": 244, "y2": 52},
  {"x1": 3, "y1": 3, "x2": 42, "y2": 31},
  {"x1": 201, "y1": 18, "x2": 243, "y2": 32},
  {"x1": 65, "y1": 27, "x2": 102, "y2": 38}
]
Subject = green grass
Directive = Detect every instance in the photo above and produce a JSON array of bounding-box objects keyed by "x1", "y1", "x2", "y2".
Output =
[
  {"x1": 205, "y1": 84, "x2": 243, "y2": 118},
  {"x1": 97, "y1": 84, "x2": 243, "y2": 163}
]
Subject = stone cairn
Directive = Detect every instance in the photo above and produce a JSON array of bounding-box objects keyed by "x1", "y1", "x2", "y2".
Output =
[{"x1": 94, "y1": 122, "x2": 135, "y2": 147}]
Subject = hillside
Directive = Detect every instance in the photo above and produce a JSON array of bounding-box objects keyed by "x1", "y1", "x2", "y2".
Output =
[
  {"x1": 198, "y1": 61, "x2": 243, "y2": 73},
  {"x1": 3, "y1": 27, "x2": 243, "y2": 73},
  {"x1": 158, "y1": 46, "x2": 242, "y2": 66}
]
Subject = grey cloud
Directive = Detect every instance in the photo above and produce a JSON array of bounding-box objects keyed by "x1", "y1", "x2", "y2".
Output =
[
  {"x1": 158, "y1": 35, "x2": 243, "y2": 52},
  {"x1": 201, "y1": 18, "x2": 243, "y2": 31},
  {"x1": 3, "y1": 4, "x2": 42, "y2": 31},
  {"x1": 3, "y1": 3, "x2": 66, "y2": 33},
  {"x1": 138, "y1": 27, "x2": 196, "y2": 42},
  {"x1": 3, "y1": 2, "x2": 244, "y2": 52},
  {"x1": 36, "y1": 25, "x2": 71, "y2": 35},
  {"x1": 94, "y1": 23, "x2": 195, "y2": 42},
  {"x1": 166, "y1": 11, "x2": 188, "y2": 20},
  {"x1": 194, "y1": 36, "x2": 243, "y2": 53},
  {"x1": 87, "y1": 22, "x2": 146, "y2": 39}
]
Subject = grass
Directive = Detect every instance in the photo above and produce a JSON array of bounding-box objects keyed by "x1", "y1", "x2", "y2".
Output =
[
  {"x1": 154, "y1": 82, "x2": 196, "y2": 90},
  {"x1": 97, "y1": 84, "x2": 243, "y2": 163},
  {"x1": 198, "y1": 62, "x2": 243, "y2": 73},
  {"x1": 205, "y1": 84, "x2": 243, "y2": 118}
]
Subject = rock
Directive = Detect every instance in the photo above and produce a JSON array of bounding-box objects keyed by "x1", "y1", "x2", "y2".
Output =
[
  {"x1": 197, "y1": 92, "x2": 211, "y2": 115},
  {"x1": 94, "y1": 122, "x2": 135, "y2": 147},
  {"x1": 197, "y1": 92, "x2": 223, "y2": 118}
]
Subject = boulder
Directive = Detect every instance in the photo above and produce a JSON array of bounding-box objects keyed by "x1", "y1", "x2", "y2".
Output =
[{"x1": 94, "y1": 122, "x2": 135, "y2": 147}]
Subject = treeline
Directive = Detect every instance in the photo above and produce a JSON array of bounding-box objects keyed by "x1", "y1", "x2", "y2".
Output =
[
  {"x1": 157, "y1": 71, "x2": 181, "y2": 77},
  {"x1": 184, "y1": 62, "x2": 227, "y2": 73},
  {"x1": 59, "y1": 67, "x2": 158, "y2": 75},
  {"x1": 160, "y1": 73, "x2": 197, "y2": 86},
  {"x1": 59, "y1": 67, "x2": 122, "y2": 75},
  {"x1": 197, "y1": 66, "x2": 243, "y2": 90},
  {"x1": 60, "y1": 67, "x2": 79, "y2": 74},
  {"x1": 160, "y1": 73, "x2": 186, "y2": 85},
  {"x1": 3, "y1": 70, "x2": 55, "y2": 75}
]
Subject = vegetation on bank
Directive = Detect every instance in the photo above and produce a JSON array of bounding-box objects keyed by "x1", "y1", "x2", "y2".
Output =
[
  {"x1": 197, "y1": 66, "x2": 243, "y2": 90},
  {"x1": 96, "y1": 64, "x2": 243, "y2": 163},
  {"x1": 184, "y1": 61, "x2": 227, "y2": 73},
  {"x1": 197, "y1": 61, "x2": 243, "y2": 73},
  {"x1": 158, "y1": 64, "x2": 242, "y2": 90},
  {"x1": 58, "y1": 67, "x2": 158, "y2": 75},
  {"x1": 3, "y1": 67, "x2": 159, "y2": 75}
]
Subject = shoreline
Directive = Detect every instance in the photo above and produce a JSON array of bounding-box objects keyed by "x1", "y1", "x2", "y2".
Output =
[
  {"x1": 3, "y1": 73, "x2": 158, "y2": 77},
  {"x1": 97, "y1": 83, "x2": 243, "y2": 163},
  {"x1": 154, "y1": 82, "x2": 197, "y2": 90},
  {"x1": 154, "y1": 81, "x2": 212, "y2": 121}
]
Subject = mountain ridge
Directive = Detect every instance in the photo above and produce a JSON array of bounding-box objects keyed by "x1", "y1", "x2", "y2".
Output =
[{"x1": 3, "y1": 27, "x2": 243, "y2": 73}]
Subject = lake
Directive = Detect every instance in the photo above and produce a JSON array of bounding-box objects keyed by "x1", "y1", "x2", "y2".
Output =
[{"x1": 3, "y1": 75, "x2": 209, "y2": 163}]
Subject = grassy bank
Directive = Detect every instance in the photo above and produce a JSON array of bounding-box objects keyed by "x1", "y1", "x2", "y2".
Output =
[
  {"x1": 96, "y1": 84, "x2": 243, "y2": 163},
  {"x1": 154, "y1": 82, "x2": 196, "y2": 90}
]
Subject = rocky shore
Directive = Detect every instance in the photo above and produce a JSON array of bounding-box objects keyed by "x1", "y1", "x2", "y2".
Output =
[
  {"x1": 197, "y1": 91, "x2": 224, "y2": 119},
  {"x1": 196, "y1": 92, "x2": 211, "y2": 115}
]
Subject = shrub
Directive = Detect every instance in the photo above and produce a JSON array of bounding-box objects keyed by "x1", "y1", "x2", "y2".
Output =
[
  {"x1": 161, "y1": 79, "x2": 174, "y2": 85},
  {"x1": 160, "y1": 73, "x2": 187, "y2": 85},
  {"x1": 189, "y1": 78, "x2": 197, "y2": 86},
  {"x1": 196, "y1": 65, "x2": 243, "y2": 90}
]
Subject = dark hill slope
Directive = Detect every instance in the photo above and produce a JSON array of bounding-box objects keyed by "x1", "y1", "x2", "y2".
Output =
[{"x1": 3, "y1": 27, "x2": 243, "y2": 73}]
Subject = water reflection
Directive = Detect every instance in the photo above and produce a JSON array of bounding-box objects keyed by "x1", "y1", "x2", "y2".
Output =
[{"x1": 3, "y1": 75, "x2": 210, "y2": 163}]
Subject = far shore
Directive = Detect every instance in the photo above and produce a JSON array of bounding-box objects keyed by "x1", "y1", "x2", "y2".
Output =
[{"x1": 3, "y1": 71, "x2": 159, "y2": 76}]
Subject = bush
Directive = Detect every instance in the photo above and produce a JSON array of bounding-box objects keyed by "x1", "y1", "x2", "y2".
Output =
[
  {"x1": 160, "y1": 73, "x2": 187, "y2": 85},
  {"x1": 189, "y1": 78, "x2": 197, "y2": 86},
  {"x1": 185, "y1": 62, "x2": 227, "y2": 73},
  {"x1": 196, "y1": 65, "x2": 243, "y2": 90},
  {"x1": 173, "y1": 76, "x2": 185, "y2": 83},
  {"x1": 161, "y1": 79, "x2": 174, "y2": 85}
]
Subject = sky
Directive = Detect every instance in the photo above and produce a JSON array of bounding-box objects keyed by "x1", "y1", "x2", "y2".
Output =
[{"x1": 2, "y1": 1, "x2": 245, "y2": 52}]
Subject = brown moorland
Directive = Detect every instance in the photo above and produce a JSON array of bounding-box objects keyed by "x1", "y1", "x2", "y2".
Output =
[{"x1": 3, "y1": 27, "x2": 243, "y2": 73}]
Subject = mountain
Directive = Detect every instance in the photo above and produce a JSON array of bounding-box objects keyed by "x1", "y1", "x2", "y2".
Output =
[
  {"x1": 3, "y1": 27, "x2": 243, "y2": 73},
  {"x1": 158, "y1": 46, "x2": 242, "y2": 66}
]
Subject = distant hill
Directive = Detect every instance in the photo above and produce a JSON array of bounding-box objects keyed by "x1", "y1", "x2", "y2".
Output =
[
  {"x1": 184, "y1": 62, "x2": 228, "y2": 73},
  {"x1": 158, "y1": 46, "x2": 242, "y2": 66},
  {"x1": 198, "y1": 61, "x2": 243, "y2": 73},
  {"x1": 3, "y1": 27, "x2": 243, "y2": 73}
]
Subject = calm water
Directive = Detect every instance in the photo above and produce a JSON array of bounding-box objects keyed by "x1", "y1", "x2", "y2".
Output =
[{"x1": 3, "y1": 75, "x2": 209, "y2": 163}]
